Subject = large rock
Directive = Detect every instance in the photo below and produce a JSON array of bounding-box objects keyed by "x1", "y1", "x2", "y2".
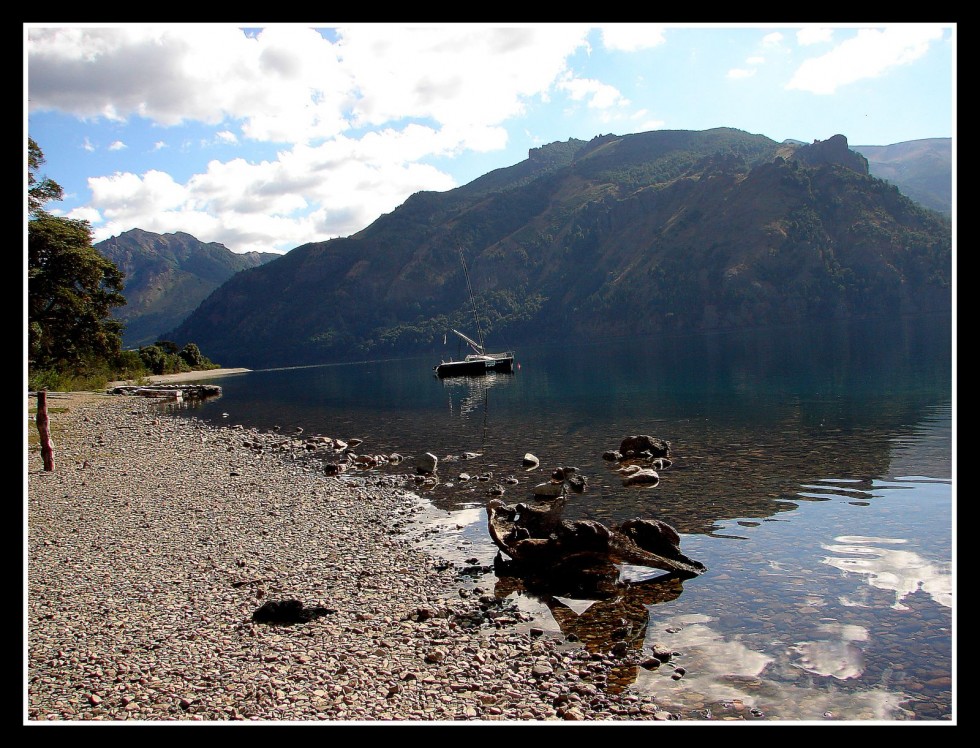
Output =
[
  {"x1": 415, "y1": 452, "x2": 439, "y2": 474},
  {"x1": 619, "y1": 435, "x2": 671, "y2": 458}
]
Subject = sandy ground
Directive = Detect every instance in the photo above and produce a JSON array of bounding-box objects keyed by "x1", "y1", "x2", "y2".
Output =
[{"x1": 106, "y1": 368, "x2": 251, "y2": 388}]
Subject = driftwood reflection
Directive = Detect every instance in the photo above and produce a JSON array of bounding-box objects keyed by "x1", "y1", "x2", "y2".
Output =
[{"x1": 494, "y1": 558, "x2": 690, "y2": 693}]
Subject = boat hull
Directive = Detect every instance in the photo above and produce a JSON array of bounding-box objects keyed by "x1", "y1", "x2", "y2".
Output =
[{"x1": 435, "y1": 355, "x2": 514, "y2": 377}]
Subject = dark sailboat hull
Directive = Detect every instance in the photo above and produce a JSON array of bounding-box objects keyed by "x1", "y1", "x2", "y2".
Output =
[{"x1": 435, "y1": 353, "x2": 514, "y2": 377}]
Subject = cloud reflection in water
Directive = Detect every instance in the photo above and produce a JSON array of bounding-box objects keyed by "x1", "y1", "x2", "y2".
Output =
[
  {"x1": 820, "y1": 535, "x2": 952, "y2": 610},
  {"x1": 642, "y1": 614, "x2": 913, "y2": 720}
]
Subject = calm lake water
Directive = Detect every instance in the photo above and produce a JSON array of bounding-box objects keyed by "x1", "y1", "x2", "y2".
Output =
[{"x1": 174, "y1": 314, "x2": 954, "y2": 723}]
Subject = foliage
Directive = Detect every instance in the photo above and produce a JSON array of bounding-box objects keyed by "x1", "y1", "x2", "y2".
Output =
[
  {"x1": 135, "y1": 341, "x2": 219, "y2": 375},
  {"x1": 28, "y1": 211, "x2": 127, "y2": 371},
  {"x1": 27, "y1": 139, "x2": 220, "y2": 391},
  {"x1": 28, "y1": 137, "x2": 63, "y2": 215},
  {"x1": 178, "y1": 342, "x2": 217, "y2": 369},
  {"x1": 27, "y1": 348, "x2": 148, "y2": 392}
]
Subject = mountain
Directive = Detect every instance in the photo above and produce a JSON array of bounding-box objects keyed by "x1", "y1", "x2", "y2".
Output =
[
  {"x1": 95, "y1": 229, "x2": 280, "y2": 348},
  {"x1": 852, "y1": 138, "x2": 951, "y2": 215},
  {"x1": 167, "y1": 128, "x2": 952, "y2": 369}
]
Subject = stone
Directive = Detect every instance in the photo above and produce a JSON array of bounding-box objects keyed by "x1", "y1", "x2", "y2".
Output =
[
  {"x1": 618, "y1": 435, "x2": 671, "y2": 458},
  {"x1": 532, "y1": 481, "x2": 564, "y2": 497},
  {"x1": 415, "y1": 452, "x2": 439, "y2": 474},
  {"x1": 621, "y1": 469, "x2": 659, "y2": 486}
]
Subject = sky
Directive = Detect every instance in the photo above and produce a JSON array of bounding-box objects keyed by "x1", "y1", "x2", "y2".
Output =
[{"x1": 25, "y1": 23, "x2": 956, "y2": 256}]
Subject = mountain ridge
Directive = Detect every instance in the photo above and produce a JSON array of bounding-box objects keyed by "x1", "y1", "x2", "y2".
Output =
[
  {"x1": 163, "y1": 128, "x2": 951, "y2": 369},
  {"x1": 95, "y1": 228, "x2": 280, "y2": 348}
]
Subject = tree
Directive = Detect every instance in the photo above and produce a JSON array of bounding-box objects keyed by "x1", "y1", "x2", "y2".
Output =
[
  {"x1": 179, "y1": 342, "x2": 212, "y2": 368},
  {"x1": 28, "y1": 139, "x2": 127, "y2": 373},
  {"x1": 28, "y1": 137, "x2": 63, "y2": 216}
]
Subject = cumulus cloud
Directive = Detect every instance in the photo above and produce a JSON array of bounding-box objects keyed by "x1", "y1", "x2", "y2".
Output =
[
  {"x1": 797, "y1": 27, "x2": 833, "y2": 46},
  {"x1": 28, "y1": 24, "x2": 598, "y2": 253},
  {"x1": 599, "y1": 24, "x2": 666, "y2": 52},
  {"x1": 787, "y1": 25, "x2": 946, "y2": 95},
  {"x1": 108, "y1": 140, "x2": 126, "y2": 151},
  {"x1": 556, "y1": 73, "x2": 629, "y2": 109}
]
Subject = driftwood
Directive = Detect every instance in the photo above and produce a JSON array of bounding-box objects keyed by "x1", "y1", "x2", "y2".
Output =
[
  {"x1": 486, "y1": 496, "x2": 707, "y2": 577},
  {"x1": 108, "y1": 384, "x2": 222, "y2": 399},
  {"x1": 36, "y1": 390, "x2": 54, "y2": 472}
]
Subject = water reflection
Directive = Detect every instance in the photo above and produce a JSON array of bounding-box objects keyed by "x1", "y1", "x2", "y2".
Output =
[
  {"x1": 820, "y1": 535, "x2": 953, "y2": 610},
  {"x1": 494, "y1": 565, "x2": 690, "y2": 694},
  {"x1": 640, "y1": 613, "x2": 914, "y2": 720},
  {"x1": 789, "y1": 621, "x2": 869, "y2": 679},
  {"x1": 441, "y1": 371, "x2": 515, "y2": 418}
]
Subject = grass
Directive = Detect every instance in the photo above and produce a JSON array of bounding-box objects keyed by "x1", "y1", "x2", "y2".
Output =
[{"x1": 26, "y1": 404, "x2": 68, "y2": 450}]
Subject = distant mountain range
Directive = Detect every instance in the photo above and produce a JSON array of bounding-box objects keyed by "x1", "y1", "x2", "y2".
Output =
[
  {"x1": 852, "y1": 138, "x2": 951, "y2": 215},
  {"x1": 153, "y1": 128, "x2": 950, "y2": 369},
  {"x1": 94, "y1": 229, "x2": 279, "y2": 348}
]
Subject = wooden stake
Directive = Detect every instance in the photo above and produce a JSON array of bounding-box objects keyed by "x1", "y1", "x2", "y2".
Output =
[{"x1": 37, "y1": 390, "x2": 54, "y2": 472}]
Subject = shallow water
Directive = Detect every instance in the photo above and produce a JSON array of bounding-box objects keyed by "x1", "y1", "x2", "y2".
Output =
[{"x1": 173, "y1": 315, "x2": 954, "y2": 722}]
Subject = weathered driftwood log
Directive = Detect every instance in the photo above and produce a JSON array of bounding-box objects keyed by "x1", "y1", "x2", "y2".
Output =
[{"x1": 486, "y1": 498, "x2": 706, "y2": 577}]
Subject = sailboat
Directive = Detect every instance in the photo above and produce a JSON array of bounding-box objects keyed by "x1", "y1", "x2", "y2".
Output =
[
  {"x1": 435, "y1": 250, "x2": 515, "y2": 378},
  {"x1": 435, "y1": 329, "x2": 514, "y2": 377}
]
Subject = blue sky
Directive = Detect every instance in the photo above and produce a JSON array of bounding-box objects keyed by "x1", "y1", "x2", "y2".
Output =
[{"x1": 25, "y1": 23, "x2": 955, "y2": 255}]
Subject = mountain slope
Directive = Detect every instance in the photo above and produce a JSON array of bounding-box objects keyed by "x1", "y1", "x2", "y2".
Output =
[
  {"x1": 95, "y1": 229, "x2": 280, "y2": 348},
  {"x1": 168, "y1": 128, "x2": 951, "y2": 369},
  {"x1": 852, "y1": 138, "x2": 951, "y2": 215}
]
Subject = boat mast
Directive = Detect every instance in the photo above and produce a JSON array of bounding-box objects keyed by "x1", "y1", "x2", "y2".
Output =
[
  {"x1": 459, "y1": 247, "x2": 487, "y2": 352},
  {"x1": 451, "y1": 329, "x2": 484, "y2": 355}
]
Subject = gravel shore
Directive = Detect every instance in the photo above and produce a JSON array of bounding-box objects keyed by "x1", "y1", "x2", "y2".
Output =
[{"x1": 26, "y1": 391, "x2": 678, "y2": 724}]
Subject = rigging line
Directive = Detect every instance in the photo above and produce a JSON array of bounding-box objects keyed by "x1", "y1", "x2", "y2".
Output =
[{"x1": 459, "y1": 247, "x2": 486, "y2": 350}]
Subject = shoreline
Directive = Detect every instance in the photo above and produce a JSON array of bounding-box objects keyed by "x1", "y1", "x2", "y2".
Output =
[
  {"x1": 26, "y1": 392, "x2": 677, "y2": 723},
  {"x1": 105, "y1": 367, "x2": 252, "y2": 389}
]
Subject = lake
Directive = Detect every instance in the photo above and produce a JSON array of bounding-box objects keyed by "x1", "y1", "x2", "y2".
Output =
[{"x1": 172, "y1": 314, "x2": 954, "y2": 722}]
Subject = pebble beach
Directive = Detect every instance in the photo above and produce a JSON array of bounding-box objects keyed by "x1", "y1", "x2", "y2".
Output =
[{"x1": 26, "y1": 389, "x2": 680, "y2": 724}]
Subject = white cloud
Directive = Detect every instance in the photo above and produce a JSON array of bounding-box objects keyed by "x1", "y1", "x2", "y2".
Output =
[
  {"x1": 82, "y1": 137, "x2": 94, "y2": 152},
  {"x1": 787, "y1": 25, "x2": 946, "y2": 95},
  {"x1": 762, "y1": 32, "x2": 783, "y2": 47},
  {"x1": 727, "y1": 68, "x2": 756, "y2": 80},
  {"x1": 65, "y1": 206, "x2": 102, "y2": 223},
  {"x1": 85, "y1": 124, "x2": 461, "y2": 253},
  {"x1": 28, "y1": 24, "x2": 598, "y2": 253},
  {"x1": 108, "y1": 140, "x2": 126, "y2": 151},
  {"x1": 152, "y1": 141, "x2": 167, "y2": 150},
  {"x1": 556, "y1": 73, "x2": 629, "y2": 109},
  {"x1": 797, "y1": 27, "x2": 833, "y2": 46},
  {"x1": 334, "y1": 25, "x2": 590, "y2": 132},
  {"x1": 599, "y1": 24, "x2": 666, "y2": 52}
]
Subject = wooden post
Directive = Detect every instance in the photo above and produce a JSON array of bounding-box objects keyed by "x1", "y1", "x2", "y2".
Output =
[{"x1": 37, "y1": 390, "x2": 54, "y2": 472}]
